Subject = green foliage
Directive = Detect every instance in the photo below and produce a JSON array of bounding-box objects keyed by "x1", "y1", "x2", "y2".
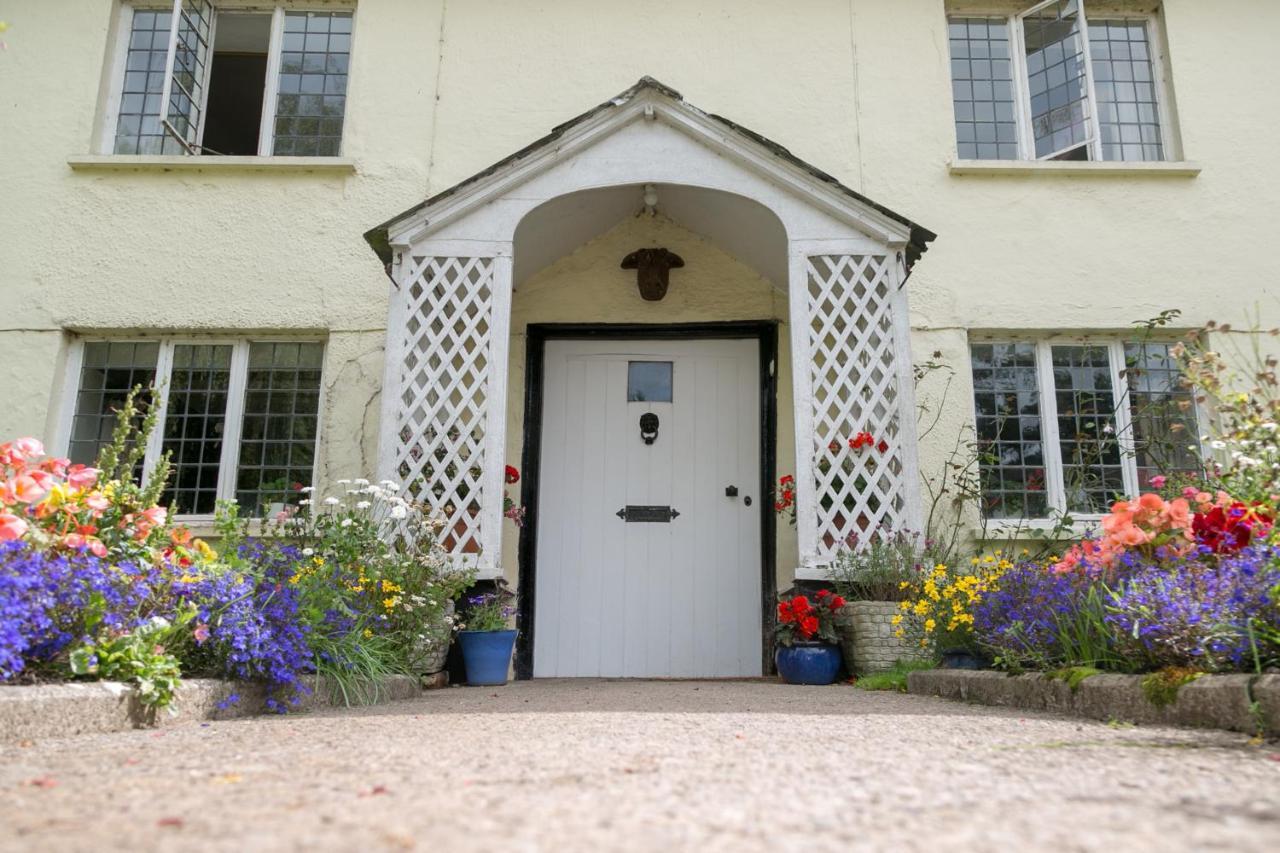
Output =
[
  {"x1": 829, "y1": 529, "x2": 941, "y2": 602},
  {"x1": 70, "y1": 610, "x2": 193, "y2": 712},
  {"x1": 1140, "y1": 666, "x2": 1203, "y2": 708},
  {"x1": 853, "y1": 659, "x2": 934, "y2": 693}
]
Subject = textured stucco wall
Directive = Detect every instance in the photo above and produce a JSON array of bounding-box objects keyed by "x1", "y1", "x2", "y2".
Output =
[
  {"x1": 1, "y1": 0, "x2": 1279, "y2": 583},
  {"x1": 504, "y1": 214, "x2": 797, "y2": 586}
]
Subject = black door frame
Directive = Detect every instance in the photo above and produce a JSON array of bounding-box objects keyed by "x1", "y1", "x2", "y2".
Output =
[{"x1": 515, "y1": 321, "x2": 779, "y2": 679}]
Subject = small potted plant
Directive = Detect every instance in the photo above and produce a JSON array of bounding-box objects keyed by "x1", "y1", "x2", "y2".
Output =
[
  {"x1": 773, "y1": 590, "x2": 845, "y2": 685},
  {"x1": 456, "y1": 584, "x2": 517, "y2": 686}
]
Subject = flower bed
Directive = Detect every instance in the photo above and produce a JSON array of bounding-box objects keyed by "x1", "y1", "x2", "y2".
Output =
[{"x1": 0, "y1": 391, "x2": 475, "y2": 714}]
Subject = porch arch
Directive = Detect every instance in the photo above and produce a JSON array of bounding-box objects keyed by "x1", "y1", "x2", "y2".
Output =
[{"x1": 365, "y1": 78, "x2": 935, "y2": 579}]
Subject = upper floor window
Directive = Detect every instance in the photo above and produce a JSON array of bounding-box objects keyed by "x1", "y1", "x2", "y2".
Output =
[
  {"x1": 948, "y1": 1, "x2": 1170, "y2": 162},
  {"x1": 108, "y1": 2, "x2": 353, "y2": 157},
  {"x1": 969, "y1": 338, "x2": 1199, "y2": 521},
  {"x1": 65, "y1": 338, "x2": 325, "y2": 517}
]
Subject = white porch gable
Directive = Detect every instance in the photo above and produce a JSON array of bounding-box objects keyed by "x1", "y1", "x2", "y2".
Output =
[{"x1": 364, "y1": 78, "x2": 935, "y2": 578}]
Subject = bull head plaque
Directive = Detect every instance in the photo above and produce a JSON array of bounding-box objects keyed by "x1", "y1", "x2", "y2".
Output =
[{"x1": 621, "y1": 247, "x2": 684, "y2": 301}]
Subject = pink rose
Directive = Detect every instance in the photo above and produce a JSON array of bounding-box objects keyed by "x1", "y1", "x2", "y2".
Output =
[
  {"x1": 1149, "y1": 475, "x2": 1167, "y2": 489},
  {"x1": 66, "y1": 465, "x2": 100, "y2": 490}
]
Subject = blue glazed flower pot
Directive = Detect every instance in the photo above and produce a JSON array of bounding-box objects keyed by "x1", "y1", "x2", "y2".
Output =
[
  {"x1": 775, "y1": 641, "x2": 842, "y2": 685},
  {"x1": 458, "y1": 629, "x2": 517, "y2": 686}
]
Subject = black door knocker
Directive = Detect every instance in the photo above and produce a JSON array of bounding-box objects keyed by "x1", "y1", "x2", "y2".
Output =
[{"x1": 639, "y1": 412, "x2": 659, "y2": 445}]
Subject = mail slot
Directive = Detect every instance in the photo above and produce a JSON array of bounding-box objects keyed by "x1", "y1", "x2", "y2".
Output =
[{"x1": 615, "y1": 505, "x2": 680, "y2": 522}]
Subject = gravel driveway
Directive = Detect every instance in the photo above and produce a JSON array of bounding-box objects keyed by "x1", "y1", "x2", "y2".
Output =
[{"x1": 2, "y1": 679, "x2": 1278, "y2": 852}]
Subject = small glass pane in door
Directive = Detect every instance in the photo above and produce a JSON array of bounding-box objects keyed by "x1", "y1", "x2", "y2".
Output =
[{"x1": 627, "y1": 361, "x2": 673, "y2": 402}]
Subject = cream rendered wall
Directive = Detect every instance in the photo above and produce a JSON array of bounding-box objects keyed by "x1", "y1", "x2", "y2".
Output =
[
  {"x1": 503, "y1": 214, "x2": 797, "y2": 587},
  {"x1": 1, "y1": 0, "x2": 1278, "y2": 575}
]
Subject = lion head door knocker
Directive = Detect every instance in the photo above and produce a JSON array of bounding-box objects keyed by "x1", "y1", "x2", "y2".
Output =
[
  {"x1": 621, "y1": 248, "x2": 684, "y2": 301},
  {"x1": 639, "y1": 412, "x2": 660, "y2": 445}
]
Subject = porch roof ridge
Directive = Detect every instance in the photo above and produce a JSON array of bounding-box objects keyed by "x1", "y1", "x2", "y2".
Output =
[{"x1": 362, "y1": 76, "x2": 937, "y2": 270}]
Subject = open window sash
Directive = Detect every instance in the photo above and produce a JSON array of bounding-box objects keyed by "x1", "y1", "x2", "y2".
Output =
[
  {"x1": 158, "y1": 0, "x2": 216, "y2": 154},
  {"x1": 1015, "y1": 0, "x2": 1103, "y2": 161}
]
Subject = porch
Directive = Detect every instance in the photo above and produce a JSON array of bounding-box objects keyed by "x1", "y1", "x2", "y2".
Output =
[{"x1": 364, "y1": 78, "x2": 935, "y2": 679}]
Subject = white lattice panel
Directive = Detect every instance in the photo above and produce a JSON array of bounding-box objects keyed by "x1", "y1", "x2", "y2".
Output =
[
  {"x1": 390, "y1": 256, "x2": 495, "y2": 557},
  {"x1": 804, "y1": 254, "x2": 910, "y2": 560}
]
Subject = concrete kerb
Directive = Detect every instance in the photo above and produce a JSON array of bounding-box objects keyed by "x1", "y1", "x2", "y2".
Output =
[
  {"x1": 907, "y1": 669, "x2": 1278, "y2": 737},
  {"x1": 0, "y1": 674, "x2": 422, "y2": 745}
]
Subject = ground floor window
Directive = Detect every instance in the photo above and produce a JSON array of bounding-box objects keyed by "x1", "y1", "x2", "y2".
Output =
[
  {"x1": 969, "y1": 338, "x2": 1198, "y2": 520},
  {"x1": 65, "y1": 338, "x2": 324, "y2": 517}
]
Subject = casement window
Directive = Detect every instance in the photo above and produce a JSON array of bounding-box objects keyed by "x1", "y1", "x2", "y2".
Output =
[
  {"x1": 947, "y1": 1, "x2": 1170, "y2": 162},
  {"x1": 107, "y1": 2, "x2": 353, "y2": 156},
  {"x1": 63, "y1": 339, "x2": 324, "y2": 517},
  {"x1": 969, "y1": 339, "x2": 1199, "y2": 521}
]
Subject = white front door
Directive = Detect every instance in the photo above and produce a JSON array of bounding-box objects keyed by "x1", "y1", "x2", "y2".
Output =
[{"x1": 533, "y1": 338, "x2": 763, "y2": 678}]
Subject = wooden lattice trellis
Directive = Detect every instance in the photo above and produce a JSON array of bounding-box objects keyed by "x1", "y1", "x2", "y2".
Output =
[
  {"x1": 386, "y1": 255, "x2": 499, "y2": 562},
  {"x1": 801, "y1": 254, "x2": 917, "y2": 564}
]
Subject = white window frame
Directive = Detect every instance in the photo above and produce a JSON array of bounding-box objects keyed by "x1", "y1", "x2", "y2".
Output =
[
  {"x1": 970, "y1": 335, "x2": 1198, "y2": 525},
  {"x1": 56, "y1": 336, "x2": 327, "y2": 521},
  {"x1": 947, "y1": 2, "x2": 1174, "y2": 163},
  {"x1": 101, "y1": 1, "x2": 355, "y2": 157}
]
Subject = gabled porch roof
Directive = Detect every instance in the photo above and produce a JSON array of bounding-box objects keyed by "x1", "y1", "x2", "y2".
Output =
[{"x1": 363, "y1": 77, "x2": 937, "y2": 269}]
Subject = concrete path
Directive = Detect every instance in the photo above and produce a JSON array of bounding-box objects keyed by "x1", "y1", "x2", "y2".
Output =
[{"x1": 2, "y1": 679, "x2": 1278, "y2": 852}]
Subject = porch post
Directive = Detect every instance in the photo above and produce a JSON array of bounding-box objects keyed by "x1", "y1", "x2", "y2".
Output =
[{"x1": 377, "y1": 241, "x2": 514, "y2": 577}]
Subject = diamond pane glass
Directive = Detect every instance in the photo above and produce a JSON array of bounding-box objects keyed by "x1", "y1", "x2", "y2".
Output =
[
  {"x1": 272, "y1": 11, "x2": 351, "y2": 156},
  {"x1": 1051, "y1": 345, "x2": 1124, "y2": 513},
  {"x1": 161, "y1": 344, "x2": 232, "y2": 515},
  {"x1": 235, "y1": 342, "x2": 324, "y2": 516},
  {"x1": 1090, "y1": 19, "x2": 1164, "y2": 162},
  {"x1": 114, "y1": 9, "x2": 186, "y2": 154},
  {"x1": 948, "y1": 17, "x2": 1018, "y2": 160},
  {"x1": 1123, "y1": 342, "x2": 1199, "y2": 487},
  {"x1": 1022, "y1": 0, "x2": 1094, "y2": 159},
  {"x1": 70, "y1": 342, "x2": 160, "y2": 471},
  {"x1": 970, "y1": 343, "x2": 1048, "y2": 519}
]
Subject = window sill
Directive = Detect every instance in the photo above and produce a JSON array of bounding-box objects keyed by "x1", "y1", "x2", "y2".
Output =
[
  {"x1": 948, "y1": 159, "x2": 1202, "y2": 178},
  {"x1": 67, "y1": 154, "x2": 357, "y2": 174}
]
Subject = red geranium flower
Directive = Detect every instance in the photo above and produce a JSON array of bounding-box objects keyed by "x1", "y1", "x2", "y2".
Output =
[
  {"x1": 876, "y1": 439, "x2": 889, "y2": 454},
  {"x1": 799, "y1": 615, "x2": 819, "y2": 638},
  {"x1": 505, "y1": 465, "x2": 520, "y2": 484},
  {"x1": 829, "y1": 595, "x2": 846, "y2": 610}
]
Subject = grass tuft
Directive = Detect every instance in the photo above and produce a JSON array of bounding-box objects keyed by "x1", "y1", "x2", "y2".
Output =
[
  {"x1": 853, "y1": 659, "x2": 936, "y2": 693},
  {"x1": 1046, "y1": 665, "x2": 1102, "y2": 691},
  {"x1": 1140, "y1": 666, "x2": 1203, "y2": 708}
]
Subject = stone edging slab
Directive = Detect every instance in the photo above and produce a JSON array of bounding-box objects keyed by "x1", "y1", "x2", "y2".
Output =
[
  {"x1": 907, "y1": 669, "x2": 1280, "y2": 737},
  {"x1": 0, "y1": 674, "x2": 422, "y2": 745}
]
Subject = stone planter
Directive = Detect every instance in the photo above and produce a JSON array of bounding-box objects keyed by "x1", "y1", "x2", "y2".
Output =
[{"x1": 833, "y1": 601, "x2": 929, "y2": 675}]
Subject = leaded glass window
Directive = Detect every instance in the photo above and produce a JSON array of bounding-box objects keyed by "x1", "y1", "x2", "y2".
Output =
[
  {"x1": 69, "y1": 342, "x2": 160, "y2": 467},
  {"x1": 66, "y1": 338, "x2": 324, "y2": 517},
  {"x1": 948, "y1": 18, "x2": 1019, "y2": 160},
  {"x1": 114, "y1": 9, "x2": 186, "y2": 155},
  {"x1": 161, "y1": 344, "x2": 233, "y2": 515},
  {"x1": 1123, "y1": 342, "x2": 1199, "y2": 486},
  {"x1": 236, "y1": 342, "x2": 324, "y2": 513},
  {"x1": 969, "y1": 339, "x2": 1197, "y2": 521},
  {"x1": 1051, "y1": 345, "x2": 1124, "y2": 513},
  {"x1": 1090, "y1": 19, "x2": 1163, "y2": 162},
  {"x1": 971, "y1": 343, "x2": 1047, "y2": 519},
  {"x1": 273, "y1": 11, "x2": 352, "y2": 156}
]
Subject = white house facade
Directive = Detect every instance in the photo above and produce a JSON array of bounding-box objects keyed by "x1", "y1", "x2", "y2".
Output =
[{"x1": 2, "y1": 0, "x2": 1278, "y2": 678}]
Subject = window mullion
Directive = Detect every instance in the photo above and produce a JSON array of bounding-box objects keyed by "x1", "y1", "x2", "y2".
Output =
[
  {"x1": 1076, "y1": 0, "x2": 1104, "y2": 160},
  {"x1": 193, "y1": 7, "x2": 218, "y2": 152},
  {"x1": 1035, "y1": 341, "x2": 1068, "y2": 517},
  {"x1": 1108, "y1": 340, "x2": 1141, "y2": 497},
  {"x1": 1009, "y1": 14, "x2": 1035, "y2": 160},
  {"x1": 142, "y1": 341, "x2": 176, "y2": 483},
  {"x1": 257, "y1": 6, "x2": 286, "y2": 156},
  {"x1": 217, "y1": 340, "x2": 250, "y2": 505}
]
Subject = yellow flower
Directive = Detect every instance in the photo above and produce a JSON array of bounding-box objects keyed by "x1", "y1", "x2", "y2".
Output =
[
  {"x1": 362, "y1": 629, "x2": 373, "y2": 639},
  {"x1": 891, "y1": 614, "x2": 903, "y2": 626},
  {"x1": 924, "y1": 618, "x2": 936, "y2": 633},
  {"x1": 194, "y1": 539, "x2": 216, "y2": 560}
]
